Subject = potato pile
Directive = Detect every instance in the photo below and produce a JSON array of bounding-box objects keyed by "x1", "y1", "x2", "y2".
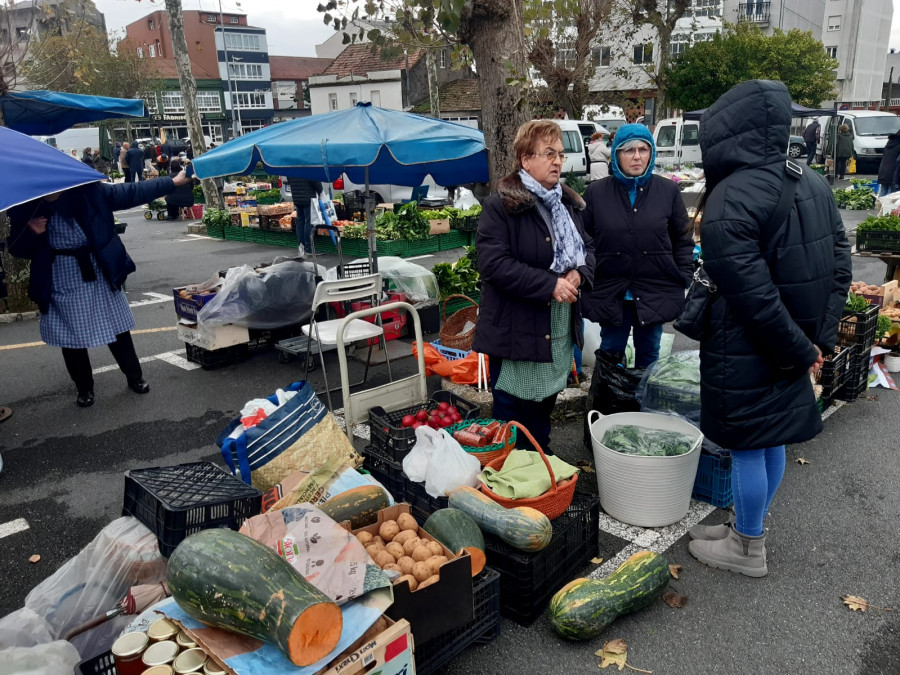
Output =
[
  {"x1": 356, "y1": 512, "x2": 449, "y2": 592},
  {"x1": 850, "y1": 281, "x2": 881, "y2": 295}
]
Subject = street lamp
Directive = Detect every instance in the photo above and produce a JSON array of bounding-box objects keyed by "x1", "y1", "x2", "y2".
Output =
[
  {"x1": 218, "y1": 0, "x2": 239, "y2": 140},
  {"x1": 231, "y1": 56, "x2": 243, "y2": 137}
]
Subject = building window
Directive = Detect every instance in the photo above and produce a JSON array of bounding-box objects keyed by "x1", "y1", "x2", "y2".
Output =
[
  {"x1": 197, "y1": 91, "x2": 222, "y2": 112},
  {"x1": 136, "y1": 46, "x2": 143, "y2": 58},
  {"x1": 371, "y1": 90, "x2": 381, "y2": 106},
  {"x1": 155, "y1": 40, "x2": 162, "y2": 57},
  {"x1": 142, "y1": 93, "x2": 158, "y2": 114},
  {"x1": 230, "y1": 16, "x2": 239, "y2": 24},
  {"x1": 633, "y1": 43, "x2": 653, "y2": 65},
  {"x1": 15, "y1": 27, "x2": 28, "y2": 41},
  {"x1": 827, "y1": 15, "x2": 841, "y2": 30},
  {"x1": 592, "y1": 46, "x2": 611, "y2": 68},
  {"x1": 148, "y1": 44, "x2": 156, "y2": 58},
  {"x1": 241, "y1": 120, "x2": 267, "y2": 133},
  {"x1": 228, "y1": 62, "x2": 264, "y2": 80},
  {"x1": 224, "y1": 33, "x2": 261, "y2": 51},
  {"x1": 556, "y1": 45, "x2": 577, "y2": 69},
  {"x1": 148, "y1": 19, "x2": 155, "y2": 30},
  {"x1": 232, "y1": 92, "x2": 267, "y2": 109},
  {"x1": 693, "y1": 0, "x2": 720, "y2": 17},
  {"x1": 439, "y1": 49, "x2": 448, "y2": 68},
  {"x1": 329, "y1": 93, "x2": 338, "y2": 110},
  {"x1": 162, "y1": 91, "x2": 185, "y2": 113},
  {"x1": 349, "y1": 92, "x2": 358, "y2": 106},
  {"x1": 670, "y1": 38, "x2": 688, "y2": 57},
  {"x1": 826, "y1": 46, "x2": 837, "y2": 59},
  {"x1": 206, "y1": 14, "x2": 218, "y2": 23}
]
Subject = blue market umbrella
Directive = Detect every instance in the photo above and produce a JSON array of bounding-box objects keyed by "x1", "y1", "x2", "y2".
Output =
[
  {"x1": 0, "y1": 126, "x2": 105, "y2": 212},
  {"x1": 192, "y1": 103, "x2": 488, "y2": 267},
  {"x1": 1, "y1": 90, "x2": 147, "y2": 136}
]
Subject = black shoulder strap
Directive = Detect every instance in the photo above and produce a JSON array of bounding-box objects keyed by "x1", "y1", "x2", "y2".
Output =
[{"x1": 766, "y1": 159, "x2": 802, "y2": 230}]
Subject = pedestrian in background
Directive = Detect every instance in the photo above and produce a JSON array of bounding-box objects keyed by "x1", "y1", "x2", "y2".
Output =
[
  {"x1": 289, "y1": 178, "x2": 324, "y2": 254},
  {"x1": 80, "y1": 147, "x2": 94, "y2": 168},
  {"x1": 802, "y1": 119, "x2": 820, "y2": 166},
  {"x1": 473, "y1": 120, "x2": 595, "y2": 452},
  {"x1": 6, "y1": 172, "x2": 194, "y2": 407},
  {"x1": 165, "y1": 158, "x2": 195, "y2": 220},
  {"x1": 877, "y1": 131, "x2": 900, "y2": 196},
  {"x1": 587, "y1": 131, "x2": 610, "y2": 181},
  {"x1": 125, "y1": 143, "x2": 144, "y2": 183},
  {"x1": 120, "y1": 142, "x2": 131, "y2": 181},
  {"x1": 581, "y1": 123, "x2": 693, "y2": 369},
  {"x1": 834, "y1": 124, "x2": 853, "y2": 181},
  {"x1": 688, "y1": 79, "x2": 851, "y2": 577}
]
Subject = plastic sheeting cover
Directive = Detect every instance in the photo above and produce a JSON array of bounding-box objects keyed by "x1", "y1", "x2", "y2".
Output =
[{"x1": 325, "y1": 257, "x2": 439, "y2": 304}]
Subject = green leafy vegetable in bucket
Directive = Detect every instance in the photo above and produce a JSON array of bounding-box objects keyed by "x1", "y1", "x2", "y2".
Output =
[{"x1": 601, "y1": 425, "x2": 695, "y2": 457}]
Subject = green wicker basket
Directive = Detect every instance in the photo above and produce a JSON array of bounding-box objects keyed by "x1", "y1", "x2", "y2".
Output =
[{"x1": 447, "y1": 418, "x2": 516, "y2": 466}]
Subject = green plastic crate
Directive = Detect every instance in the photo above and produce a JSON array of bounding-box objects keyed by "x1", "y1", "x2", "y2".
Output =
[
  {"x1": 405, "y1": 238, "x2": 439, "y2": 256},
  {"x1": 206, "y1": 225, "x2": 225, "y2": 239},
  {"x1": 313, "y1": 234, "x2": 339, "y2": 254},
  {"x1": 373, "y1": 239, "x2": 404, "y2": 257},
  {"x1": 439, "y1": 230, "x2": 467, "y2": 251},
  {"x1": 223, "y1": 226, "x2": 246, "y2": 241},
  {"x1": 265, "y1": 230, "x2": 296, "y2": 247}
]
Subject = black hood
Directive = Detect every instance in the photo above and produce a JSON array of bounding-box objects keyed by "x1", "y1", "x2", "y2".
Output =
[{"x1": 699, "y1": 80, "x2": 791, "y2": 188}]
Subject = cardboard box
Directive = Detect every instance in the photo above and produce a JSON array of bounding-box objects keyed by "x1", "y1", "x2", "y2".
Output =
[
  {"x1": 317, "y1": 617, "x2": 415, "y2": 675},
  {"x1": 348, "y1": 504, "x2": 474, "y2": 643},
  {"x1": 176, "y1": 321, "x2": 250, "y2": 351},
  {"x1": 240, "y1": 212, "x2": 261, "y2": 228},
  {"x1": 428, "y1": 218, "x2": 450, "y2": 235},
  {"x1": 172, "y1": 287, "x2": 217, "y2": 321},
  {"x1": 861, "y1": 280, "x2": 899, "y2": 308},
  {"x1": 258, "y1": 202, "x2": 294, "y2": 216}
]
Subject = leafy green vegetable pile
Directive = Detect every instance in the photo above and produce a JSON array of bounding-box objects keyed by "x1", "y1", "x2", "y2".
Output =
[
  {"x1": 601, "y1": 425, "x2": 696, "y2": 457},
  {"x1": 833, "y1": 187, "x2": 875, "y2": 210},
  {"x1": 845, "y1": 292, "x2": 872, "y2": 313},
  {"x1": 645, "y1": 352, "x2": 701, "y2": 393},
  {"x1": 877, "y1": 313, "x2": 892, "y2": 337},
  {"x1": 340, "y1": 203, "x2": 431, "y2": 240},
  {"x1": 445, "y1": 205, "x2": 483, "y2": 229},
  {"x1": 432, "y1": 255, "x2": 480, "y2": 298},
  {"x1": 857, "y1": 214, "x2": 900, "y2": 232},
  {"x1": 252, "y1": 188, "x2": 283, "y2": 201}
]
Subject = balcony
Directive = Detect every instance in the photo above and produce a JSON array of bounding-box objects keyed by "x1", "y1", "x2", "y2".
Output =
[{"x1": 738, "y1": 1, "x2": 770, "y2": 25}]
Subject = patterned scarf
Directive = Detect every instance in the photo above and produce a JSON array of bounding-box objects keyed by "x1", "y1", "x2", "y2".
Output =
[{"x1": 519, "y1": 169, "x2": 586, "y2": 274}]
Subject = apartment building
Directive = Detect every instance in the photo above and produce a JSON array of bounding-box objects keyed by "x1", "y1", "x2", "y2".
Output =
[{"x1": 821, "y1": 0, "x2": 893, "y2": 103}]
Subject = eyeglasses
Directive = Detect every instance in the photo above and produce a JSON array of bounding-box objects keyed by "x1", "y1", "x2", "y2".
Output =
[
  {"x1": 531, "y1": 150, "x2": 567, "y2": 162},
  {"x1": 618, "y1": 146, "x2": 651, "y2": 157}
]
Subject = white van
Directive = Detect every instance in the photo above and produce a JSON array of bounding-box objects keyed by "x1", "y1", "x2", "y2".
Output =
[
  {"x1": 818, "y1": 110, "x2": 900, "y2": 172},
  {"x1": 653, "y1": 117, "x2": 702, "y2": 168},
  {"x1": 545, "y1": 119, "x2": 588, "y2": 178}
]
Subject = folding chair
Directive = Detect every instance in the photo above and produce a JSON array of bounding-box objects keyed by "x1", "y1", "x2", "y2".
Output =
[{"x1": 301, "y1": 273, "x2": 392, "y2": 410}]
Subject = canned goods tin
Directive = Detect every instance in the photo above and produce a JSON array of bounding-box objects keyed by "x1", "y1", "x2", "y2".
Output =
[
  {"x1": 172, "y1": 648, "x2": 207, "y2": 673},
  {"x1": 142, "y1": 666, "x2": 175, "y2": 675},
  {"x1": 148, "y1": 618, "x2": 179, "y2": 642},
  {"x1": 203, "y1": 661, "x2": 227, "y2": 675},
  {"x1": 112, "y1": 631, "x2": 151, "y2": 675},
  {"x1": 175, "y1": 631, "x2": 197, "y2": 649},
  {"x1": 142, "y1": 640, "x2": 179, "y2": 667}
]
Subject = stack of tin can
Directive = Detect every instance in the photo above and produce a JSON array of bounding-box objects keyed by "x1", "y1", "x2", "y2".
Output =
[{"x1": 110, "y1": 617, "x2": 227, "y2": 675}]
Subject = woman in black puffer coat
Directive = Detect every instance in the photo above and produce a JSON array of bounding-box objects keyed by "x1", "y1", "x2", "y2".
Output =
[{"x1": 687, "y1": 80, "x2": 851, "y2": 579}]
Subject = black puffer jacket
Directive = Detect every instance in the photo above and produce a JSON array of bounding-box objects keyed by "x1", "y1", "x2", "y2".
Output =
[
  {"x1": 698, "y1": 80, "x2": 852, "y2": 450},
  {"x1": 580, "y1": 175, "x2": 693, "y2": 327},
  {"x1": 472, "y1": 172, "x2": 595, "y2": 362},
  {"x1": 877, "y1": 132, "x2": 900, "y2": 185}
]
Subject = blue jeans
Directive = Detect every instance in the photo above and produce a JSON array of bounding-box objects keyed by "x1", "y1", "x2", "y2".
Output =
[
  {"x1": 805, "y1": 141, "x2": 817, "y2": 166},
  {"x1": 488, "y1": 356, "x2": 557, "y2": 454},
  {"x1": 599, "y1": 301, "x2": 665, "y2": 369},
  {"x1": 878, "y1": 183, "x2": 898, "y2": 197},
  {"x1": 294, "y1": 203, "x2": 312, "y2": 249},
  {"x1": 731, "y1": 446, "x2": 786, "y2": 537},
  {"x1": 129, "y1": 167, "x2": 142, "y2": 183}
]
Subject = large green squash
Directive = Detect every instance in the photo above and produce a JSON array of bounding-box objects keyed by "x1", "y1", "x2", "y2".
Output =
[
  {"x1": 167, "y1": 529, "x2": 343, "y2": 666},
  {"x1": 320, "y1": 485, "x2": 390, "y2": 528},
  {"x1": 548, "y1": 551, "x2": 671, "y2": 640},
  {"x1": 423, "y1": 508, "x2": 486, "y2": 576},
  {"x1": 447, "y1": 486, "x2": 552, "y2": 552}
]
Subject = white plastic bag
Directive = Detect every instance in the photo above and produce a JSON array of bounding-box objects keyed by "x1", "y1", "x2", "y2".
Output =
[
  {"x1": 311, "y1": 197, "x2": 325, "y2": 226},
  {"x1": 403, "y1": 426, "x2": 480, "y2": 497},
  {"x1": 0, "y1": 640, "x2": 81, "y2": 675},
  {"x1": 453, "y1": 187, "x2": 480, "y2": 210}
]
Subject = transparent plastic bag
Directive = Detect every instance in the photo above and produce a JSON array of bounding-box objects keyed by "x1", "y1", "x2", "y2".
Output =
[
  {"x1": 324, "y1": 257, "x2": 439, "y2": 304},
  {"x1": 453, "y1": 187, "x2": 480, "y2": 210},
  {"x1": 636, "y1": 350, "x2": 701, "y2": 418},
  {"x1": 196, "y1": 260, "x2": 318, "y2": 329},
  {"x1": 0, "y1": 608, "x2": 53, "y2": 649},
  {"x1": 0, "y1": 640, "x2": 81, "y2": 675}
]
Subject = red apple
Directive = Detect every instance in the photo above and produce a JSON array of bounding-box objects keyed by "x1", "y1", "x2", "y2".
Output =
[
  {"x1": 401, "y1": 414, "x2": 416, "y2": 428},
  {"x1": 428, "y1": 418, "x2": 441, "y2": 429},
  {"x1": 450, "y1": 412, "x2": 461, "y2": 422},
  {"x1": 447, "y1": 406, "x2": 459, "y2": 416},
  {"x1": 415, "y1": 409, "x2": 429, "y2": 421},
  {"x1": 411, "y1": 421, "x2": 424, "y2": 429},
  {"x1": 438, "y1": 401, "x2": 450, "y2": 412},
  {"x1": 440, "y1": 416, "x2": 454, "y2": 427}
]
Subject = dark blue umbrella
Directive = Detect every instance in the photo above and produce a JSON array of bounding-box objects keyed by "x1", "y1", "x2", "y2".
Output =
[
  {"x1": 1, "y1": 90, "x2": 147, "y2": 136},
  {"x1": 0, "y1": 126, "x2": 105, "y2": 212}
]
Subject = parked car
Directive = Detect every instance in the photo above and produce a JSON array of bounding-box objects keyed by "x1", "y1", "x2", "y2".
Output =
[
  {"x1": 788, "y1": 135, "x2": 805, "y2": 159},
  {"x1": 280, "y1": 175, "x2": 449, "y2": 207},
  {"x1": 543, "y1": 119, "x2": 589, "y2": 178}
]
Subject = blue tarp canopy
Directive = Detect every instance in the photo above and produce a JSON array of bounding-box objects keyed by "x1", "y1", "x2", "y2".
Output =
[
  {"x1": 0, "y1": 126, "x2": 105, "y2": 212},
  {"x1": 192, "y1": 102, "x2": 489, "y2": 186},
  {"x1": 1, "y1": 90, "x2": 146, "y2": 136},
  {"x1": 683, "y1": 102, "x2": 839, "y2": 121}
]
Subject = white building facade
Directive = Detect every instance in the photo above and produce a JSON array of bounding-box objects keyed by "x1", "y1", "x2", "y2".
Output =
[
  {"x1": 307, "y1": 72, "x2": 402, "y2": 115},
  {"x1": 821, "y1": 0, "x2": 893, "y2": 103}
]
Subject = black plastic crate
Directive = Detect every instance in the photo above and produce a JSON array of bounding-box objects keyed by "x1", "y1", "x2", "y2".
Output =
[
  {"x1": 836, "y1": 305, "x2": 879, "y2": 352},
  {"x1": 415, "y1": 568, "x2": 501, "y2": 675},
  {"x1": 837, "y1": 346, "x2": 872, "y2": 402},
  {"x1": 122, "y1": 462, "x2": 262, "y2": 557},
  {"x1": 483, "y1": 491, "x2": 600, "y2": 625},
  {"x1": 361, "y1": 446, "x2": 408, "y2": 503},
  {"x1": 406, "y1": 478, "x2": 450, "y2": 525},
  {"x1": 368, "y1": 391, "x2": 480, "y2": 460},
  {"x1": 184, "y1": 341, "x2": 251, "y2": 369},
  {"x1": 855, "y1": 229, "x2": 900, "y2": 254},
  {"x1": 816, "y1": 343, "x2": 857, "y2": 404},
  {"x1": 77, "y1": 651, "x2": 115, "y2": 675}
]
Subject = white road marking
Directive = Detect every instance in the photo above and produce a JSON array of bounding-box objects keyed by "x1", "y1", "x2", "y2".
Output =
[
  {"x1": 0, "y1": 518, "x2": 30, "y2": 539},
  {"x1": 822, "y1": 400, "x2": 845, "y2": 421},
  {"x1": 128, "y1": 292, "x2": 171, "y2": 308},
  {"x1": 91, "y1": 350, "x2": 199, "y2": 375},
  {"x1": 404, "y1": 255, "x2": 434, "y2": 262},
  {"x1": 175, "y1": 235, "x2": 212, "y2": 242}
]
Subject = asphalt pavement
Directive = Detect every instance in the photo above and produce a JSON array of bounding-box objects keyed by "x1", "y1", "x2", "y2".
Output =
[{"x1": 0, "y1": 177, "x2": 898, "y2": 674}]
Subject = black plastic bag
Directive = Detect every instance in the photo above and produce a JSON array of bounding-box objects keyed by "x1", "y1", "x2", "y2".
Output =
[{"x1": 584, "y1": 350, "x2": 646, "y2": 448}]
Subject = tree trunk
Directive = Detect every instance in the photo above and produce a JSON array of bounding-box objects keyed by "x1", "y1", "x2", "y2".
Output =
[
  {"x1": 426, "y1": 48, "x2": 440, "y2": 118},
  {"x1": 163, "y1": 0, "x2": 223, "y2": 210},
  {"x1": 460, "y1": 0, "x2": 531, "y2": 188}
]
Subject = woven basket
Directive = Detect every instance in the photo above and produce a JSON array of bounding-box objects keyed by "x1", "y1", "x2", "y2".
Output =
[
  {"x1": 448, "y1": 418, "x2": 517, "y2": 467},
  {"x1": 440, "y1": 294, "x2": 478, "y2": 351},
  {"x1": 479, "y1": 422, "x2": 577, "y2": 520}
]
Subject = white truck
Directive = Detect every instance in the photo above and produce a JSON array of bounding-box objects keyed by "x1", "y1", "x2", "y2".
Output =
[
  {"x1": 38, "y1": 127, "x2": 102, "y2": 158},
  {"x1": 817, "y1": 110, "x2": 900, "y2": 173}
]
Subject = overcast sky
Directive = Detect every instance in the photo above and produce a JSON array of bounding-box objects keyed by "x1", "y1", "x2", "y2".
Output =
[{"x1": 95, "y1": 0, "x2": 900, "y2": 57}]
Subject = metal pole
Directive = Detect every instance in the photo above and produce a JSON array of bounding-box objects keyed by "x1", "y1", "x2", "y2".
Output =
[
  {"x1": 887, "y1": 67, "x2": 894, "y2": 113},
  {"x1": 218, "y1": 0, "x2": 236, "y2": 139},
  {"x1": 366, "y1": 165, "x2": 377, "y2": 273}
]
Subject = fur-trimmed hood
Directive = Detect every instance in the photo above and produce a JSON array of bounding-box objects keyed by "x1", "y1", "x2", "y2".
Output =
[{"x1": 496, "y1": 172, "x2": 586, "y2": 215}]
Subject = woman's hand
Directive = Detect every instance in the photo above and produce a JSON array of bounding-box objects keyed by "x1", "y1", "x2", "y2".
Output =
[
  {"x1": 564, "y1": 269, "x2": 582, "y2": 288},
  {"x1": 809, "y1": 345, "x2": 824, "y2": 375},
  {"x1": 27, "y1": 217, "x2": 48, "y2": 235},
  {"x1": 553, "y1": 276, "x2": 580, "y2": 304},
  {"x1": 172, "y1": 170, "x2": 191, "y2": 187}
]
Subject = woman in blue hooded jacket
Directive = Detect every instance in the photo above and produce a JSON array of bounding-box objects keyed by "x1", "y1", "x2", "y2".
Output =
[{"x1": 581, "y1": 123, "x2": 694, "y2": 368}]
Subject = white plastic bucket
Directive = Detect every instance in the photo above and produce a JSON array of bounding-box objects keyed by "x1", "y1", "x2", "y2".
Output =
[{"x1": 588, "y1": 409, "x2": 703, "y2": 527}]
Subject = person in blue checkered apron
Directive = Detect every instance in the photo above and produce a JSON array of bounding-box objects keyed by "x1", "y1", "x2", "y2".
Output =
[{"x1": 8, "y1": 173, "x2": 192, "y2": 407}]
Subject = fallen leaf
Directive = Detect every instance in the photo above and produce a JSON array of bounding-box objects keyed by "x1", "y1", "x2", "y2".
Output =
[
  {"x1": 842, "y1": 595, "x2": 895, "y2": 612},
  {"x1": 662, "y1": 590, "x2": 688, "y2": 608},
  {"x1": 596, "y1": 639, "x2": 653, "y2": 672},
  {"x1": 28, "y1": 555, "x2": 41, "y2": 564},
  {"x1": 591, "y1": 557, "x2": 605, "y2": 564},
  {"x1": 603, "y1": 639, "x2": 628, "y2": 655},
  {"x1": 576, "y1": 459, "x2": 596, "y2": 474},
  {"x1": 796, "y1": 458, "x2": 810, "y2": 465},
  {"x1": 669, "y1": 564, "x2": 682, "y2": 579}
]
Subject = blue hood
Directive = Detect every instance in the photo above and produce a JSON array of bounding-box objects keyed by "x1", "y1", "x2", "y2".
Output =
[{"x1": 610, "y1": 123, "x2": 656, "y2": 189}]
